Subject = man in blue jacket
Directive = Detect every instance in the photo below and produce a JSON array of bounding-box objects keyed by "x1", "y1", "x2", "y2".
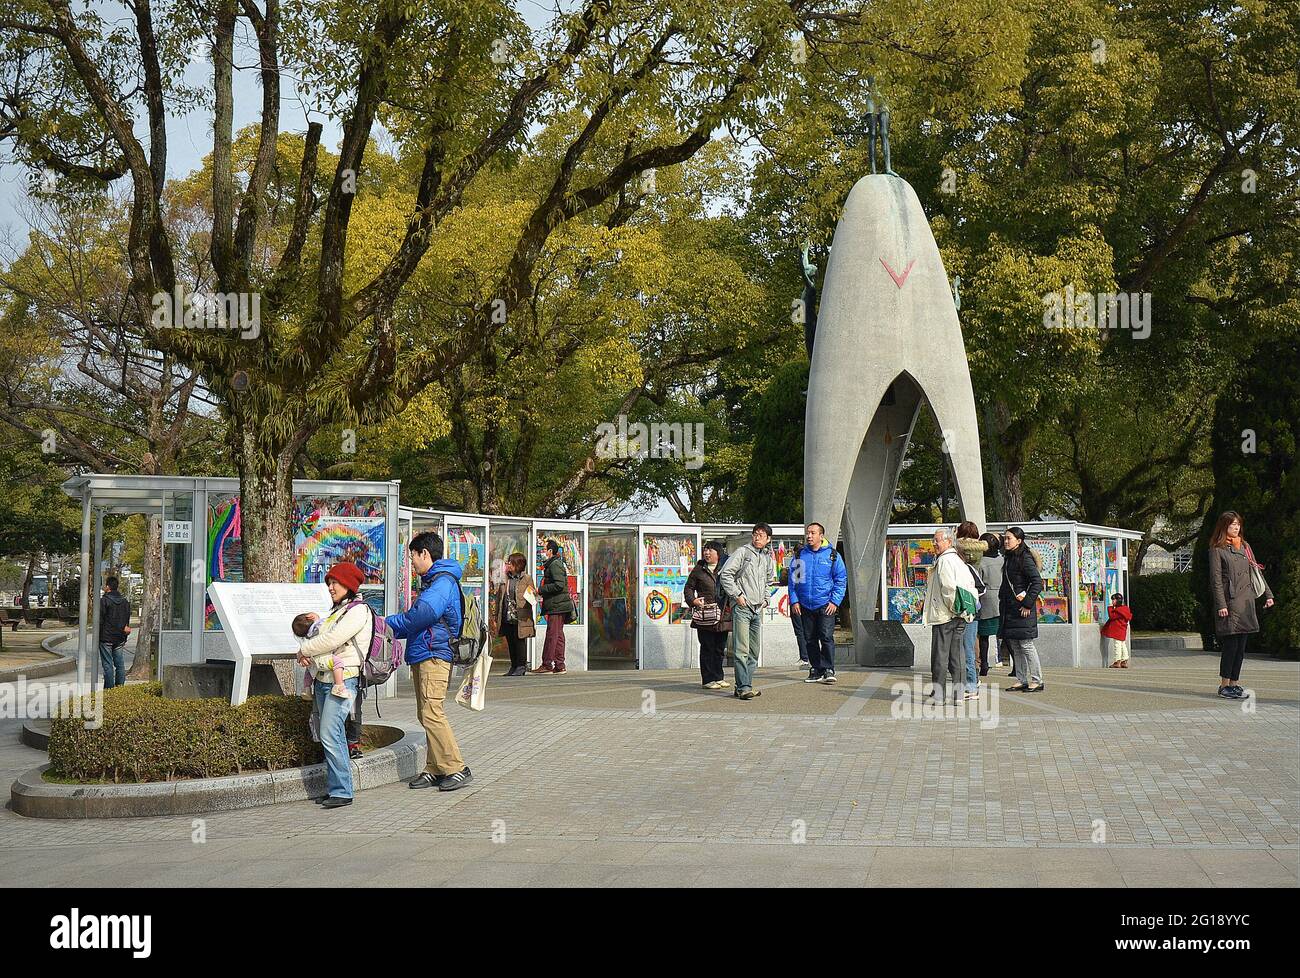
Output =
[
  {"x1": 789, "y1": 522, "x2": 847, "y2": 684},
  {"x1": 385, "y1": 531, "x2": 472, "y2": 791}
]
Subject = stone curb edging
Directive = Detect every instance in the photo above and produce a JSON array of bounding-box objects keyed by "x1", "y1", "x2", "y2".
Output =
[
  {"x1": 39, "y1": 629, "x2": 76, "y2": 654},
  {"x1": 1131, "y1": 635, "x2": 1204, "y2": 651},
  {"x1": 0, "y1": 630, "x2": 78, "y2": 684},
  {"x1": 9, "y1": 723, "x2": 427, "y2": 819},
  {"x1": 20, "y1": 720, "x2": 50, "y2": 751}
]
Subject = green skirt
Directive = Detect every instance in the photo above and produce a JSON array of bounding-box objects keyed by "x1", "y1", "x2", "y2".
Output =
[{"x1": 977, "y1": 617, "x2": 1000, "y2": 638}]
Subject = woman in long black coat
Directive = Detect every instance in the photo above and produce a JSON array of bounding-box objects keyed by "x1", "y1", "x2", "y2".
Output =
[
  {"x1": 684, "y1": 541, "x2": 733, "y2": 690},
  {"x1": 999, "y1": 526, "x2": 1044, "y2": 692},
  {"x1": 1208, "y1": 511, "x2": 1276, "y2": 699}
]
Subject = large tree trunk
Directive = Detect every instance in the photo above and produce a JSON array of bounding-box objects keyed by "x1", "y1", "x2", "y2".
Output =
[
  {"x1": 128, "y1": 517, "x2": 161, "y2": 680},
  {"x1": 999, "y1": 463, "x2": 1025, "y2": 523},
  {"x1": 237, "y1": 432, "x2": 302, "y2": 693},
  {"x1": 983, "y1": 399, "x2": 1027, "y2": 521},
  {"x1": 237, "y1": 453, "x2": 296, "y2": 583},
  {"x1": 1132, "y1": 538, "x2": 1149, "y2": 576},
  {"x1": 19, "y1": 553, "x2": 37, "y2": 610}
]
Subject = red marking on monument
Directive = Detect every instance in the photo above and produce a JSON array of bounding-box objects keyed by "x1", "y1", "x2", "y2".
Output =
[{"x1": 880, "y1": 258, "x2": 916, "y2": 288}]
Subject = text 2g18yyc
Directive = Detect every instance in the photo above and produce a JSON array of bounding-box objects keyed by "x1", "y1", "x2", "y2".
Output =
[{"x1": 1122, "y1": 915, "x2": 1250, "y2": 929}]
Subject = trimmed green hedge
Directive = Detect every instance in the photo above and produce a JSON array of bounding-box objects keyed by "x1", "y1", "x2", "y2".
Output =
[
  {"x1": 48, "y1": 683, "x2": 322, "y2": 783},
  {"x1": 1129, "y1": 572, "x2": 1200, "y2": 632}
]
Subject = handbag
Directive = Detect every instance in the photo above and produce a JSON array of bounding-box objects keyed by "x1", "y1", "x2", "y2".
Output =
[
  {"x1": 504, "y1": 581, "x2": 519, "y2": 625},
  {"x1": 455, "y1": 653, "x2": 492, "y2": 711},
  {"x1": 1250, "y1": 564, "x2": 1267, "y2": 600},
  {"x1": 1244, "y1": 543, "x2": 1267, "y2": 599},
  {"x1": 691, "y1": 602, "x2": 723, "y2": 627}
]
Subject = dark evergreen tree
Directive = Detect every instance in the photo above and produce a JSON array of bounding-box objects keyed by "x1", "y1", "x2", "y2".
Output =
[
  {"x1": 1192, "y1": 335, "x2": 1299, "y2": 657},
  {"x1": 743, "y1": 360, "x2": 808, "y2": 523}
]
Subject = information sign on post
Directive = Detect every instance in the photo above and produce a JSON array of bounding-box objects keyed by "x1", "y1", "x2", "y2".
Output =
[{"x1": 207, "y1": 582, "x2": 331, "y2": 704}]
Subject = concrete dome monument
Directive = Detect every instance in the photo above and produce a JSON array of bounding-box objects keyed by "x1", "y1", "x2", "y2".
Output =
[{"x1": 804, "y1": 174, "x2": 986, "y2": 659}]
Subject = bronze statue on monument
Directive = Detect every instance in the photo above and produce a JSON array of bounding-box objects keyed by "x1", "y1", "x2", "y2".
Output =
[
  {"x1": 800, "y1": 238, "x2": 819, "y2": 358},
  {"x1": 864, "y1": 76, "x2": 898, "y2": 177}
]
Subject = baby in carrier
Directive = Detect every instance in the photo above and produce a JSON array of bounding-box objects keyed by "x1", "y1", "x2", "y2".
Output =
[{"x1": 292, "y1": 612, "x2": 350, "y2": 699}]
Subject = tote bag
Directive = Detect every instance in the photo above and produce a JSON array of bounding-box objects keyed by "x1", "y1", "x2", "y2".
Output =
[
  {"x1": 1244, "y1": 543, "x2": 1268, "y2": 599},
  {"x1": 455, "y1": 653, "x2": 492, "y2": 712}
]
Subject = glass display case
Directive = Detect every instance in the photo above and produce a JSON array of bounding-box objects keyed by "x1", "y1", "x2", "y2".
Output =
[
  {"x1": 1024, "y1": 532, "x2": 1071, "y2": 623},
  {"x1": 535, "y1": 526, "x2": 585, "y2": 626}
]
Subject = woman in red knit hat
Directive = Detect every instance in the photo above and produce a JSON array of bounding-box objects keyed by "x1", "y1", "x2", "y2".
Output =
[{"x1": 294, "y1": 560, "x2": 372, "y2": 809}]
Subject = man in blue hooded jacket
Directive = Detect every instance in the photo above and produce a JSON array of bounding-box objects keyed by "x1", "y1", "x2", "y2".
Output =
[
  {"x1": 789, "y1": 522, "x2": 847, "y2": 685},
  {"x1": 385, "y1": 531, "x2": 472, "y2": 791}
]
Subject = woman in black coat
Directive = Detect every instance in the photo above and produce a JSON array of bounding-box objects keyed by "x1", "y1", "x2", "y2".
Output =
[
  {"x1": 999, "y1": 526, "x2": 1045, "y2": 692},
  {"x1": 684, "y1": 540, "x2": 733, "y2": 689},
  {"x1": 1208, "y1": 511, "x2": 1276, "y2": 699}
]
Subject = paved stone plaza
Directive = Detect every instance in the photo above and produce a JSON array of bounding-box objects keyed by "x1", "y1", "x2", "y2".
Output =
[{"x1": 1, "y1": 647, "x2": 1296, "y2": 887}]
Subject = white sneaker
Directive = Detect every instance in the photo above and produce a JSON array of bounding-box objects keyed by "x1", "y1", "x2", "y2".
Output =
[{"x1": 716, "y1": 680, "x2": 732, "y2": 689}]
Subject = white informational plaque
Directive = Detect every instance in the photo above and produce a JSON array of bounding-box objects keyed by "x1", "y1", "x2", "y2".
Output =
[{"x1": 207, "y1": 582, "x2": 332, "y2": 705}]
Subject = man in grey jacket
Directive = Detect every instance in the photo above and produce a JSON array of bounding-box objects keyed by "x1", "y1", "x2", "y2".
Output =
[{"x1": 718, "y1": 522, "x2": 777, "y2": 700}]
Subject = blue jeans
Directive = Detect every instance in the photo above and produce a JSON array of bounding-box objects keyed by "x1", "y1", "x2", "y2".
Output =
[
  {"x1": 791, "y1": 612, "x2": 810, "y2": 663},
  {"x1": 731, "y1": 604, "x2": 761, "y2": 691},
  {"x1": 793, "y1": 606, "x2": 836, "y2": 674},
  {"x1": 314, "y1": 677, "x2": 358, "y2": 800},
  {"x1": 98, "y1": 643, "x2": 125, "y2": 688},
  {"x1": 963, "y1": 620, "x2": 978, "y2": 692}
]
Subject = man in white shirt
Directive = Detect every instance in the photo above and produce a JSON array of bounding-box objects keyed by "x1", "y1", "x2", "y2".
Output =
[{"x1": 922, "y1": 527, "x2": 978, "y2": 704}]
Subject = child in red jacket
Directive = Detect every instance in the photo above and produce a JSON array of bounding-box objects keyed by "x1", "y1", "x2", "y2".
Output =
[{"x1": 1101, "y1": 593, "x2": 1133, "y2": 668}]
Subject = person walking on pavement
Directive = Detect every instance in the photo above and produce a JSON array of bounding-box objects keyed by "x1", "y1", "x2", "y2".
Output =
[
  {"x1": 1102, "y1": 592, "x2": 1133, "y2": 668},
  {"x1": 954, "y1": 521, "x2": 987, "y2": 699},
  {"x1": 922, "y1": 527, "x2": 980, "y2": 704},
  {"x1": 788, "y1": 550, "x2": 811, "y2": 670},
  {"x1": 719, "y1": 523, "x2": 777, "y2": 701},
  {"x1": 385, "y1": 532, "x2": 473, "y2": 792},
  {"x1": 1208, "y1": 511, "x2": 1275, "y2": 699},
  {"x1": 295, "y1": 561, "x2": 369, "y2": 808},
  {"x1": 532, "y1": 539, "x2": 576, "y2": 675},
  {"x1": 98, "y1": 576, "x2": 132, "y2": 689},
  {"x1": 685, "y1": 540, "x2": 733, "y2": 690},
  {"x1": 1000, "y1": 526, "x2": 1045, "y2": 693},
  {"x1": 492, "y1": 552, "x2": 535, "y2": 677},
  {"x1": 790, "y1": 522, "x2": 847, "y2": 685},
  {"x1": 977, "y1": 532, "x2": 1003, "y2": 675}
]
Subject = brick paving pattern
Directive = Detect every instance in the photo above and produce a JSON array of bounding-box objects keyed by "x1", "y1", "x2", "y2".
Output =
[{"x1": 1, "y1": 649, "x2": 1296, "y2": 886}]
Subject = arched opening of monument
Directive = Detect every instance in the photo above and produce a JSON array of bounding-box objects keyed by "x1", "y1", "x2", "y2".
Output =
[{"x1": 823, "y1": 372, "x2": 984, "y2": 663}]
